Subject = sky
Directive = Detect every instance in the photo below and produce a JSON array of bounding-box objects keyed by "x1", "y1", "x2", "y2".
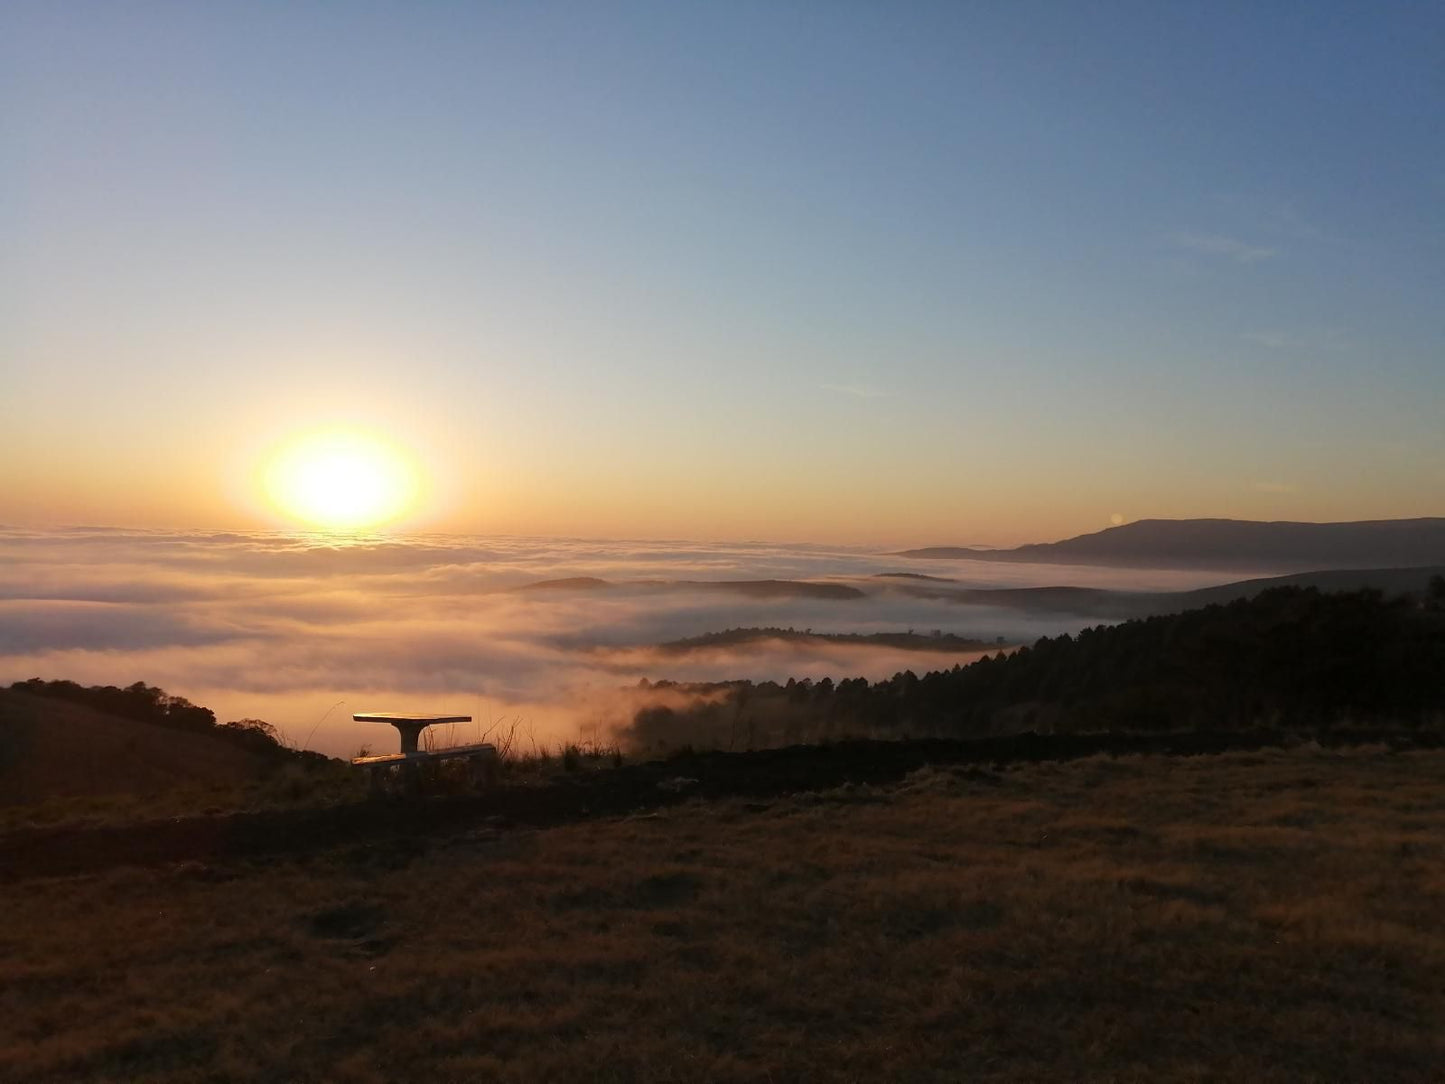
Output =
[{"x1": 4, "y1": 2, "x2": 1442, "y2": 547}]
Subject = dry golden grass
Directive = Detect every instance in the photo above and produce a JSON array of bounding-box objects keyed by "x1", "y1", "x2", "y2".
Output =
[
  {"x1": 3, "y1": 745, "x2": 1443, "y2": 1081},
  {"x1": 0, "y1": 690, "x2": 622, "y2": 832},
  {"x1": 0, "y1": 691, "x2": 271, "y2": 812}
]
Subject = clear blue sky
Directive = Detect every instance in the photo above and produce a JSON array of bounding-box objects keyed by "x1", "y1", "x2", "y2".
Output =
[{"x1": 3, "y1": 2, "x2": 1441, "y2": 544}]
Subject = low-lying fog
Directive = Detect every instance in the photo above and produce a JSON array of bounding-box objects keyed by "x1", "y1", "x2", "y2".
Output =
[{"x1": 0, "y1": 528, "x2": 1247, "y2": 757}]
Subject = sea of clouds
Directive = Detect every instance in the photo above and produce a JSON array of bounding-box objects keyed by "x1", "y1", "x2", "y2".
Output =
[{"x1": 0, "y1": 528, "x2": 1239, "y2": 756}]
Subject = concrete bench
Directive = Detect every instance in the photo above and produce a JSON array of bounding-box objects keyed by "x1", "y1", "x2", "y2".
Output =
[{"x1": 352, "y1": 713, "x2": 499, "y2": 793}]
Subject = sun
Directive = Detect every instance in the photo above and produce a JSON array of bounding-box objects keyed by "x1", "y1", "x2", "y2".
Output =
[{"x1": 262, "y1": 429, "x2": 419, "y2": 531}]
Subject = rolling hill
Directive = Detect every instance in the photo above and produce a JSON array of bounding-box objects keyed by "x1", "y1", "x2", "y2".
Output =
[
  {"x1": 887, "y1": 565, "x2": 1445, "y2": 620},
  {"x1": 513, "y1": 577, "x2": 864, "y2": 600},
  {"x1": 631, "y1": 581, "x2": 1445, "y2": 748},
  {"x1": 655, "y1": 627, "x2": 999, "y2": 653},
  {"x1": 897, "y1": 517, "x2": 1445, "y2": 571},
  {"x1": 0, "y1": 690, "x2": 274, "y2": 806}
]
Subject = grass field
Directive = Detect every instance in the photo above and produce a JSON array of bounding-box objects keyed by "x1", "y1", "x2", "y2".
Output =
[{"x1": 3, "y1": 744, "x2": 1443, "y2": 1081}]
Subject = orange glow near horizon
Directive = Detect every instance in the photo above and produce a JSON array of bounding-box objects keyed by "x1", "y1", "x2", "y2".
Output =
[{"x1": 260, "y1": 429, "x2": 421, "y2": 531}]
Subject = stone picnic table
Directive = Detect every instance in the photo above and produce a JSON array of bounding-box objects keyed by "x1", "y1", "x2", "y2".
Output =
[{"x1": 351, "y1": 712, "x2": 499, "y2": 793}]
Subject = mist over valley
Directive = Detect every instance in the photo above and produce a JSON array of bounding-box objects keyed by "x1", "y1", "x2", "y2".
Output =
[
  {"x1": 5, "y1": 523, "x2": 1436, "y2": 758},
  {"x1": 0, "y1": 526, "x2": 1260, "y2": 757}
]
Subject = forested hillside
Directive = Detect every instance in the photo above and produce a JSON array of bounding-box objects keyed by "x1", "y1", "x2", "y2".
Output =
[{"x1": 625, "y1": 581, "x2": 1445, "y2": 751}]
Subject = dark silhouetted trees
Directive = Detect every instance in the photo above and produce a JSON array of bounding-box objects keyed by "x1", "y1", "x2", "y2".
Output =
[
  {"x1": 622, "y1": 587, "x2": 1445, "y2": 750},
  {"x1": 8, "y1": 679, "x2": 297, "y2": 758}
]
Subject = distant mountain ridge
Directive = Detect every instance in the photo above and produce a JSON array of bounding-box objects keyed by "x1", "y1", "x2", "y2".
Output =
[
  {"x1": 896, "y1": 518, "x2": 1445, "y2": 571},
  {"x1": 889, "y1": 565, "x2": 1445, "y2": 620},
  {"x1": 513, "y1": 577, "x2": 863, "y2": 600}
]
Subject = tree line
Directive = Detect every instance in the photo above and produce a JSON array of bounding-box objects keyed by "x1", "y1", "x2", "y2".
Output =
[
  {"x1": 659, "y1": 626, "x2": 1000, "y2": 652},
  {"x1": 624, "y1": 582, "x2": 1445, "y2": 752},
  {"x1": 6, "y1": 678, "x2": 310, "y2": 760}
]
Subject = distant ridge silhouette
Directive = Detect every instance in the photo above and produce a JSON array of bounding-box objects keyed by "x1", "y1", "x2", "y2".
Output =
[
  {"x1": 511, "y1": 577, "x2": 863, "y2": 600},
  {"x1": 895, "y1": 517, "x2": 1445, "y2": 571},
  {"x1": 886, "y1": 565, "x2": 1445, "y2": 619}
]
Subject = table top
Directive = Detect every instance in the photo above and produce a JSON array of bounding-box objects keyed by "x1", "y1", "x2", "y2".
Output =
[{"x1": 352, "y1": 713, "x2": 473, "y2": 724}]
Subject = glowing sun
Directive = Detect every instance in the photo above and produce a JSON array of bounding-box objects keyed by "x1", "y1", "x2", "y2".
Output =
[{"x1": 262, "y1": 429, "x2": 419, "y2": 531}]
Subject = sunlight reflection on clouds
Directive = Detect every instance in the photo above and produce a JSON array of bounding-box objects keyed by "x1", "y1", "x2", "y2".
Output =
[{"x1": 0, "y1": 529, "x2": 1238, "y2": 756}]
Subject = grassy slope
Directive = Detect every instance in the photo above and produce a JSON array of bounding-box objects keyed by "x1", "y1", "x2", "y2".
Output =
[
  {"x1": 0, "y1": 690, "x2": 269, "y2": 807},
  {"x1": 3, "y1": 746, "x2": 1442, "y2": 1081}
]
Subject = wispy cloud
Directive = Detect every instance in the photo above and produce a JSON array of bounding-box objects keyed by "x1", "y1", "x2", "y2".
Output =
[
  {"x1": 821, "y1": 382, "x2": 894, "y2": 400},
  {"x1": 1264, "y1": 202, "x2": 1324, "y2": 242},
  {"x1": 1242, "y1": 329, "x2": 1351, "y2": 351},
  {"x1": 1209, "y1": 194, "x2": 1328, "y2": 242},
  {"x1": 1171, "y1": 232, "x2": 1278, "y2": 264}
]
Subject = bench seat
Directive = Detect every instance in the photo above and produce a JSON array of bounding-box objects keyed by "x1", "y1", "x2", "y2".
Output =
[{"x1": 352, "y1": 742, "x2": 497, "y2": 766}]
